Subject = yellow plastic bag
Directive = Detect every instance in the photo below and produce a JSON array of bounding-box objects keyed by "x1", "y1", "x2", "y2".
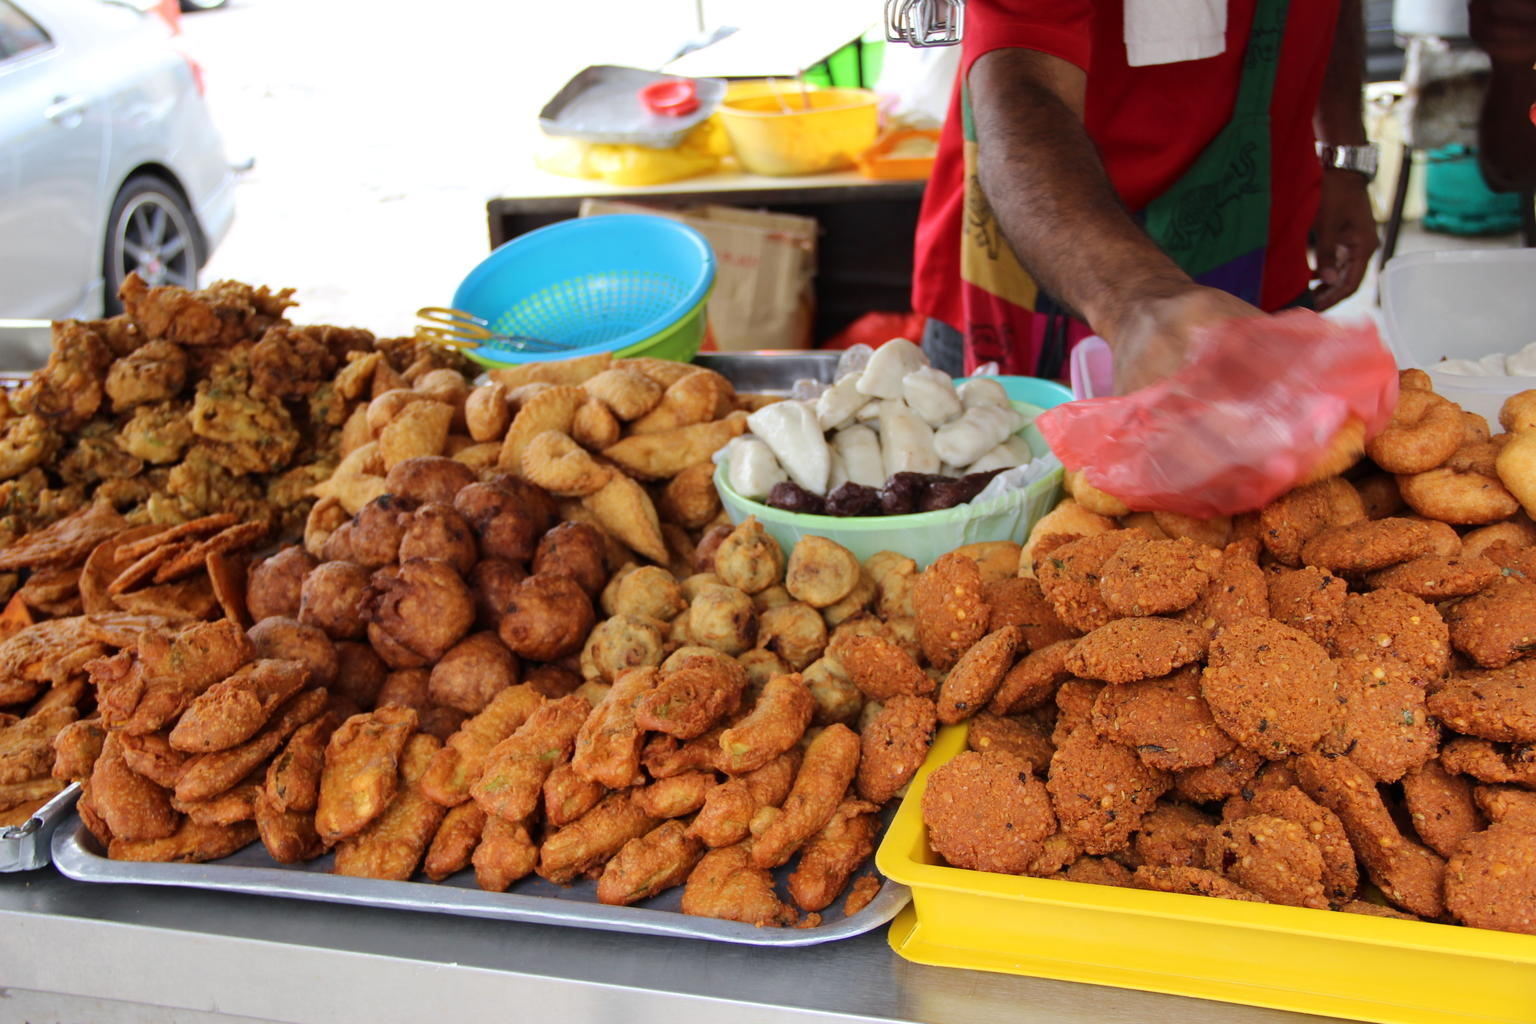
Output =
[{"x1": 534, "y1": 120, "x2": 726, "y2": 187}]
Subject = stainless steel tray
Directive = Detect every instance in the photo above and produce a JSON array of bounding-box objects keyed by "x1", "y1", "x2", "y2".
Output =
[
  {"x1": 539, "y1": 65, "x2": 726, "y2": 149},
  {"x1": 697, "y1": 350, "x2": 839, "y2": 394},
  {"x1": 0, "y1": 319, "x2": 53, "y2": 375},
  {"x1": 1, "y1": 783, "x2": 79, "y2": 872},
  {"x1": 53, "y1": 817, "x2": 909, "y2": 946}
]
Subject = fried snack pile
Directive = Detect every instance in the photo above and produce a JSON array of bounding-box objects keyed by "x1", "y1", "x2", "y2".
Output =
[
  {"x1": 0, "y1": 273, "x2": 471, "y2": 594},
  {"x1": 52, "y1": 450, "x2": 954, "y2": 927},
  {"x1": 919, "y1": 376, "x2": 1536, "y2": 936}
]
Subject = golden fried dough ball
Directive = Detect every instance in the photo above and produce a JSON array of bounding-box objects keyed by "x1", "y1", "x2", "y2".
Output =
[
  {"x1": 299, "y1": 560, "x2": 372, "y2": 640},
  {"x1": 333, "y1": 640, "x2": 388, "y2": 709},
  {"x1": 429, "y1": 631, "x2": 520, "y2": 713},
  {"x1": 610, "y1": 565, "x2": 687, "y2": 622},
  {"x1": 464, "y1": 382, "x2": 512, "y2": 442},
  {"x1": 367, "y1": 558, "x2": 475, "y2": 668},
  {"x1": 346, "y1": 494, "x2": 413, "y2": 569},
  {"x1": 469, "y1": 558, "x2": 527, "y2": 631},
  {"x1": 247, "y1": 616, "x2": 337, "y2": 688},
  {"x1": 453, "y1": 480, "x2": 549, "y2": 564},
  {"x1": 246, "y1": 545, "x2": 316, "y2": 622},
  {"x1": 394, "y1": 502, "x2": 475, "y2": 576},
  {"x1": 497, "y1": 572, "x2": 595, "y2": 662},
  {"x1": 713, "y1": 517, "x2": 784, "y2": 595},
  {"x1": 533, "y1": 521, "x2": 608, "y2": 597},
  {"x1": 689, "y1": 583, "x2": 758, "y2": 656},
  {"x1": 581, "y1": 614, "x2": 667, "y2": 683},
  {"x1": 385, "y1": 455, "x2": 477, "y2": 507},
  {"x1": 785, "y1": 536, "x2": 861, "y2": 609}
]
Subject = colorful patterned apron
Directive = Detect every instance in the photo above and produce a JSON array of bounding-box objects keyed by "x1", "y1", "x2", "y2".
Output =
[{"x1": 956, "y1": 0, "x2": 1290, "y2": 377}]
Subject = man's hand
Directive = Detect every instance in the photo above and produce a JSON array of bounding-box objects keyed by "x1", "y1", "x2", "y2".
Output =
[
  {"x1": 1311, "y1": 166, "x2": 1379, "y2": 311},
  {"x1": 1105, "y1": 285, "x2": 1264, "y2": 394}
]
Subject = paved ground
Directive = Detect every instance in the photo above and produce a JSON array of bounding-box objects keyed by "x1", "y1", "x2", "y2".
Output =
[
  {"x1": 182, "y1": 0, "x2": 702, "y2": 336},
  {"x1": 180, "y1": 0, "x2": 1525, "y2": 340}
]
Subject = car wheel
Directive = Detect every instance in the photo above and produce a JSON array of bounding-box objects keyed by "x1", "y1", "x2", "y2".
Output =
[
  {"x1": 103, "y1": 175, "x2": 204, "y2": 315},
  {"x1": 180, "y1": 0, "x2": 229, "y2": 10}
]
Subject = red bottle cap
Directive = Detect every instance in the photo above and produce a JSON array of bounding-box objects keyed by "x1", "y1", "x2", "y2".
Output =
[{"x1": 640, "y1": 79, "x2": 699, "y2": 117}]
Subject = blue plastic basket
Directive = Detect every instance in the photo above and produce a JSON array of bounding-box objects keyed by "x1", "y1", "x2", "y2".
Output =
[{"x1": 451, "y1": 215, "x2": 716, "y2": 369}]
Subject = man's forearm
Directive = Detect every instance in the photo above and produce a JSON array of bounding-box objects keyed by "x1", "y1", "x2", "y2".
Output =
[
  {"x1": 1314, "y1": 0, "x2": 1368, "y2": 145},
  {"x1": 969, "y1": 48, "x2": 1191, "y2": 340}
]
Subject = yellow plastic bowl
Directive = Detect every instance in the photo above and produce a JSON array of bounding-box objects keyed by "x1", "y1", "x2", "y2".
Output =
[{"x1": 717, "y1": 87, "x2": 879, "y2": 176}]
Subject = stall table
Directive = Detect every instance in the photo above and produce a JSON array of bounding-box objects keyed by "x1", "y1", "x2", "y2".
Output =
[
  {"x1": 0, "y1": 866, "x2": 1351, "y2": 1023},
  {"x1": 485, "y1": 165, "x2": 925, "y2": 345}
]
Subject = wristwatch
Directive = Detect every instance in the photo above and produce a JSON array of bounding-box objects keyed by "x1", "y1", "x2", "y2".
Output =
[{"x1": 1317, "y1": 142, "x2": 1380, "y2": 182}]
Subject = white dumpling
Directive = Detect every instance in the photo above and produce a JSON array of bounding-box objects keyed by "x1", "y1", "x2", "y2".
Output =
[
  {"x1": 878, "y1": 400, "x2": 940, "y2": 477},
  {"x1": 901, "y1": 367, "x2": 963, "y2": 427},
  {"x1": 966, "y1": 443, "x2": 1029, "y2": 474},
  {"x1": 815, "y1": 375, "x2": 869, "y2": 431},
  {"x1": 832, "y1": 424, "x2": 885, "y2": 489},
  {"x1": 855, "y1": 338, "x2": 929, "y2": 399},
  {"x1": 1506, "y1": 340, "x2": 1536, "y2": 377},
  {"x1": 957, "y1": 377, "x2": 1010, "y2": 409},
  {"x1": 827, "y1": 449, "x2": 849, "y2": 492},
  {"x1": 933, "y1": 405, "x2": 1024, "y2": 467},
  {"x1": 1434, "y1": 358, "x2": 1487, "y2": 376},
  {"x1": 725, "y1": 437, "x2": 787, "y2": 500},
  {"x1": 1477, "y1": 352, "x2": 1509, "y2": 375},
  {"x1": 747, "y1": 400, "x2": 832, "y2": 494}
]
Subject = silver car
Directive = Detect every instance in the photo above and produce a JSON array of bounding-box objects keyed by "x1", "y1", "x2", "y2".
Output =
[{"x1": 0, "y1": 0, "x2": 235, "y2": 320}]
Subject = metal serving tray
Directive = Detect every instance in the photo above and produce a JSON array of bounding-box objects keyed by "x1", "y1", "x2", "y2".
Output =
[
  {"x1": 696, "y1": 350, "x2": 839, "y2": 394},
  {"x1": 54, "y1": 816, "x2": 908, "y2": 947},
  {"x1": 0, "y1": 319, "x2": 52, "y2": 381},
  {"x1": 1, "y1": 783, "x2": 79, "y2": 872}
]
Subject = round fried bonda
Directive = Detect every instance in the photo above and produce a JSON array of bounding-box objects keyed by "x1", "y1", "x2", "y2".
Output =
[
  {"x1": 497, "y1": 572, "x2": 595, "y2": 662},
  {"x1": 246, "y1": 545, "x2": 316, "y2": 622},
  {"x1": 247, "y1": 616, "x2": 338, "y2": 688},
  {"x1": 345, "y1": 494, "x2": 414, "y2": 569},
  {"x1": 367, "y1": 558, "x2": 475, "y2": 668},
  {"x1": 469, "y1": 558, "x2": 527, "y2": 631},
  {"x1": 399, "y1": 502, "x2": 477, "y2": 576},
  {"x1": 299, "y1": 560, "x2": 372, "y2": 641},
  {"x1": 429, "y1": 631, "x2": 520, "y2": 713},
  {"x1": 333, "y1": 640, "x2": 388, "y2": 709},
  {"x1": 453, "y1": 480, "x2": 549, "y2": 564},
  {"x1": 384, "y1": 456, "x2": 476, "y2": 507},
  {"x1": 532, "y1": 521, "x2": 608, "y2": 596},
  {"x1": 609, "y1": 565, "x2": 687, "y2": 621},
  {"x1": 713, "y1": 517, "x2": 784, "y2": 595}
]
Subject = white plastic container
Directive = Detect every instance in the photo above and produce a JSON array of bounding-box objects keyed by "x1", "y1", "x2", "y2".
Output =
[{"x1": 1379, "y1": 249, "x2": 1536, "y2": 426}]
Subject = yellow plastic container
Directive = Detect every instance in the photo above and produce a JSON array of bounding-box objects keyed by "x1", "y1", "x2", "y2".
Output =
[
  {"x1": 717, "y1": 87, "x2": 879, "y2": 176},
  {"x1": 877, "y1": 725, "x2": 1536, "y2": 1024}
]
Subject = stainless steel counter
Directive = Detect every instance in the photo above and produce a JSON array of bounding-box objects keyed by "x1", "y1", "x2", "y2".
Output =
[{"x1": 0, "y1": 868, "x2": 1348, "y2": 1024}]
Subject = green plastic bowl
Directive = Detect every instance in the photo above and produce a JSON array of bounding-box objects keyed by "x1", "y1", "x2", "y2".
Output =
[{"x1": 714, "y1": 377, "x2": 1073, "y2": 567}]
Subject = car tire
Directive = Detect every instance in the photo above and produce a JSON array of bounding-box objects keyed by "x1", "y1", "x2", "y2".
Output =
[
  {"x1": 180, "y1": 0, "x2": 229, "y2": 11},
  {"x1": 103, "y1": 174, "x2": 205, "y2": 315}
]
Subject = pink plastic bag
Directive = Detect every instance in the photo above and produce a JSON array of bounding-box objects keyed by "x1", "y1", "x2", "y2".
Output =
[{"x1": 1036, "y1": 311, "x2": 1399, "y2": 518}]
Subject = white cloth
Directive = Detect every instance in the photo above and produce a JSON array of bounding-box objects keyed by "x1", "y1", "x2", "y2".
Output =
[{"x1": 1123, "y1": 0, "x2": 1227, "y2": 67}]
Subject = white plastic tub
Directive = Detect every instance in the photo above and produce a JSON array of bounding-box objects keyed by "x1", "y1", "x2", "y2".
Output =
[{"x1": 1379, "y1": 249, "x2": 1536, "y2": 426}]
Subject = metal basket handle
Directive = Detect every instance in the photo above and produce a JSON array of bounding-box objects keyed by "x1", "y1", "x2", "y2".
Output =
[{"x1": 884, "y1": 0, "x2": 964, "y2": 47}]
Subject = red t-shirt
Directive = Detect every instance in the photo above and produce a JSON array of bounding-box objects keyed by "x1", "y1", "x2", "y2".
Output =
[{"x1": 912, "y1": 0, "x2": 1341, "y2": 334}]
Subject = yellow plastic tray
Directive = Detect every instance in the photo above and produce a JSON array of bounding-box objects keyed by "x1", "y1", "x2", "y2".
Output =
[{"x1": 876, "y1": 725, "x2": 1536, "y2": 1024}]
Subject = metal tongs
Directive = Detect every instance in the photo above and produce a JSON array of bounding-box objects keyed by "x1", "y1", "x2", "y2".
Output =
[
  {"x1": 884, "y1": 0, "x2": 964, "y2": 47},
  {"x1": 414, "y1": 307, "x2": 568, "y2": 355}
]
